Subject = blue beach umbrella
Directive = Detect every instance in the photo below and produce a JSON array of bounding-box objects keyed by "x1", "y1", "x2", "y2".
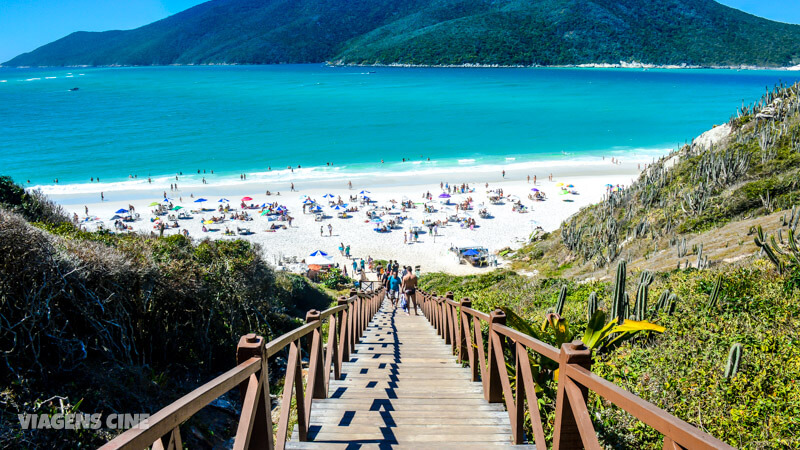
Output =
[
  {"x1": 303, "y1": 198, "x2": 316, "y2": 204},
  {"x1": 309, "y1": 250, "x2": 329, "y2": 257},
  {"x1": 163, "y1": 198, "x2": 172, "y2": 202},
  {"x1": 371, "y1": 217, "x2": 383, "y2": 223},
  {"x1": 359, "y1": 190, "x2": 371, "y2": 194},
  {"x1": 531, "y1": 188, "x2": 539, "y2": 192},
  {"x1": 115, "y1": 208, "x2": 129, "y2": 214},
  {"x1": 331, "y1": 204, "x2": 348, "y2": 210},
  {"x1": 323, "y1": 193, "x2": 335, "y2": 198},
  {"x1": 194, "y1": 198, "x2": 207, "y2": 203},
  {"x1": 218, "y1": 198, "x2": 229, "y2": 202},
  {"x1": 463, "y1": 249, "x2": 480, "y2": 256}
]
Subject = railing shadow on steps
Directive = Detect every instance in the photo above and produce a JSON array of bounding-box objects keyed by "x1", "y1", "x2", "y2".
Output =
[
  {"x1": 100, "y1": 288, "x2": 384, "y2": 450},
  {"x1": 417, "y1": 290, "x2": 735, "y2": 450}
]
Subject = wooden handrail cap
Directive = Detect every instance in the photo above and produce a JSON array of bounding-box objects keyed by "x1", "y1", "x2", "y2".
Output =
[
  {"x1": 460, "y1": 298, "x2": 472, "y2": 306},
  {"x1": 489, "y1": 309, "x2": 506, "y2": 324},
  {"x1": 306, "y1": 309, "x2": 321, "y2": 322}
]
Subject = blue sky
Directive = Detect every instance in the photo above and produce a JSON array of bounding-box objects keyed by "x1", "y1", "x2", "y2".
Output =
[{"x1": 1, "y1": 0, "x2": 799, "y2": 63}]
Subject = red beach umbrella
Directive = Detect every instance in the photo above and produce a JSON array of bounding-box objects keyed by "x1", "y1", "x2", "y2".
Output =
[{"x1": 241, "y1": 196, "x2": 253, "y2": 201}]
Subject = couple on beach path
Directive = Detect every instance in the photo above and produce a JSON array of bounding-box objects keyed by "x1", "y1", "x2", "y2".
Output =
[{"x1": 383, "y1": 265, "x2": 419, "y2": 315}]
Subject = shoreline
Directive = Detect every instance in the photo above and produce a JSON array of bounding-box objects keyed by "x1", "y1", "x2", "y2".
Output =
[
  {"x1": 35, "y1": 155, "x2": 658, "y2": 205},
  {"x1": 3, "y1": 62, "x2": 799, "y2": 71}
]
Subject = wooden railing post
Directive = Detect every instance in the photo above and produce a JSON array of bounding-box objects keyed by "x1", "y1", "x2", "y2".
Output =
[
  {"x1": 485, "y1": 309, "x2": 506, "y2": 403},
  {"x1": 553, "y1": 340, "x2": 593, "y2": 450},
  {"x1": 458, "y1": 299, "x2": 474, "y2": 372},
  {"x1": 305, "y1": 310, "x2": 326, "y2": 399},
  {"x1": 337, "y1": 296, "x2": 351, "y2": 366},
  {"x1": 324, "y1": 307, "x2": 341, "y2": 385},
  {"x1": 235, "y1": 333, "x2": 273, "y2": 450}
]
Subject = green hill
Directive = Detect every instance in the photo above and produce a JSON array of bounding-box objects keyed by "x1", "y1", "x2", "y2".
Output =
[{"x1": 6, "y1": 0, "x2": 800, "y2": 67}]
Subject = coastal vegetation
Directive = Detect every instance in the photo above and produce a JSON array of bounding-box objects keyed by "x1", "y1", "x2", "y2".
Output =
[
  {"x1": 419, "y1": 263, "x2": 799, "y2": 447},
  {"x1": 0, "y1": 176, "x2": 333, "y2": 447},
  {"x1": 7, "y1": 0, "x2": 800, "y2": 68}
]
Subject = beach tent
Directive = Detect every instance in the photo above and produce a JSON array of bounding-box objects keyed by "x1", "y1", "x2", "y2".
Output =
[
  {"x1": 307, "y1": 250, "x2": 334, "y2": 266},
  {"x1": 115, "y1": 208, "x2": 129, "y2": 214},
  {"x1": 194, "y1": 198, "x2": 207, "y2": 203}
]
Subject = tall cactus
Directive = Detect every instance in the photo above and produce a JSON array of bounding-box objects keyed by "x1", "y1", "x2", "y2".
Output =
[
  {"x1": 724, "y1": 343, "x2": 743, "y2": 379},
  {"x1": 707, "y1": 274, "x2": 723, "y2": 311},
  {"x1": 633, "y1": 270, "x2": 653, "y2": 321},
  {"x1": 754, "y1": 225, "x2": 784, "y2": 272},
  {"x1": 555, "y1": 285, "x2": 567, "y2": 316},
  {"x1": 587, "y1": 291, "x2": 598, "y2": 320},
  {"x1": 611, "y1": 260, "x2": 627, "y2": 324}
]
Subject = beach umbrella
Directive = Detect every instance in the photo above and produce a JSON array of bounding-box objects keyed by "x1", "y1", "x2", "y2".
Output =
[
  {"x1": 567, "y1": 184, "x2": 574, "y2": 188},
  {"x1": 359, "y1": 190, "x2": 371, "y2": 194},
  {"x1": 171, "y1": 205, "x2": 184, "y2": 210},
  {"x1": 331, "y1": 204, "x2": 346, "y2": 210},
  {"x1": 260, "y1": 210, "x2": 270, "y2": 216},
  {"x1": 531, "y1": 188, "x2": 539, "y2": 192},
  {"x1": 194, "y1": 198, "x2": 207, "y2": 203},
  {"x1": 371, "y1": 217, "x2": 383, "y2": 223},
  {"x1": 276, "y1": 206, "x2": 287, "y2": 212},
  {"x1": 322, "y1": 193, "x2": 335, "y2": 198},
  {"x1": 309, "y1": 250, "x2": 329, "y2": 257},
  {"x1": 438, "y1": 193, "x2": 451, "y2": 198},
  {"x1": 463, "y1": 249, "x2": 480, "y2": 256},
  {"x1": 203, "y1": 220, "x2": 214, "y2": 224},
  {"x1": 556, "y1": 182, "x2": 564, "y2": 186},
  {"x1": 303, "y1": 198, "x2": 316, "y2": 204},
  {"x1": 115, "y1": 208, "x2": 129, "y2": 214},
  {"x1": 163, "y1": 198, "x2": 172, "y2": 202},
  {"x1": 606, "y1": 184, "x2": 614, "y2": 187},
  {"x1": 148, "y1": 202, "x2": 160, "y2": 206},
  {"x1": 218, "y1": 198, "x2": 229, "y2": 203},
  {"x1": 241, "y1": 196, "x2": 253, "y2": 201}
]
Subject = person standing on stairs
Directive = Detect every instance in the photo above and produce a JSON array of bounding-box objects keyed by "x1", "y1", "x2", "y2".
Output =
[
  {"x1": 401, "y1": 267, "x2": 419, "y2": 315},
  {"x1": 388, "y1": 270, "x2": 401, "y2": 309}
]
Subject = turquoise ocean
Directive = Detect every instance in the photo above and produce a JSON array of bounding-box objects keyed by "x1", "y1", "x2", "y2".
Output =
[{"x1": 0, "y1": 64, "x2": 796, "y2": 192}]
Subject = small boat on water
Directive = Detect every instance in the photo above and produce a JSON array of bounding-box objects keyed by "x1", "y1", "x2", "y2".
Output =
[{"x1": 69, "y1": 87, "x2": 79, "y2": 91}]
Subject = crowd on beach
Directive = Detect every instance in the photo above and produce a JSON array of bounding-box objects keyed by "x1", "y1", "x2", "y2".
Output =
[{"x1": 64, "y1": 165, "x2": 632, "y2": 276}]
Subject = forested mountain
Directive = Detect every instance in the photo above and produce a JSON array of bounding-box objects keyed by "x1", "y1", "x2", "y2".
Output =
[{"x1": 6, "y1": 0, "x2": 800, "y2": 67}]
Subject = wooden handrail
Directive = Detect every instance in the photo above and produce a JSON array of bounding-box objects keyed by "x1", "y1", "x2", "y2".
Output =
[
  {"x1": 102, "y1": 288, "x2": 385, "y2": 450},
  {"x1": 416, "y1": 289, "x2": 734, "y2": 449},
  {"x1": 99, "y1": 357, "x2": 261, "y2": 449}
]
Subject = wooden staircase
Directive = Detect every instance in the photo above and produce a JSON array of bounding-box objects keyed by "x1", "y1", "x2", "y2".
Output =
[{"x1": 287, "y1": 303, "x2": 519, "y2": 448}]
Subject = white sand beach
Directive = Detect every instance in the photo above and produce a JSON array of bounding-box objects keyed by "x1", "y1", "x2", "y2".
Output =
[{"x1": 44, "y1": 160, "x2": 641, "y2": 275}]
